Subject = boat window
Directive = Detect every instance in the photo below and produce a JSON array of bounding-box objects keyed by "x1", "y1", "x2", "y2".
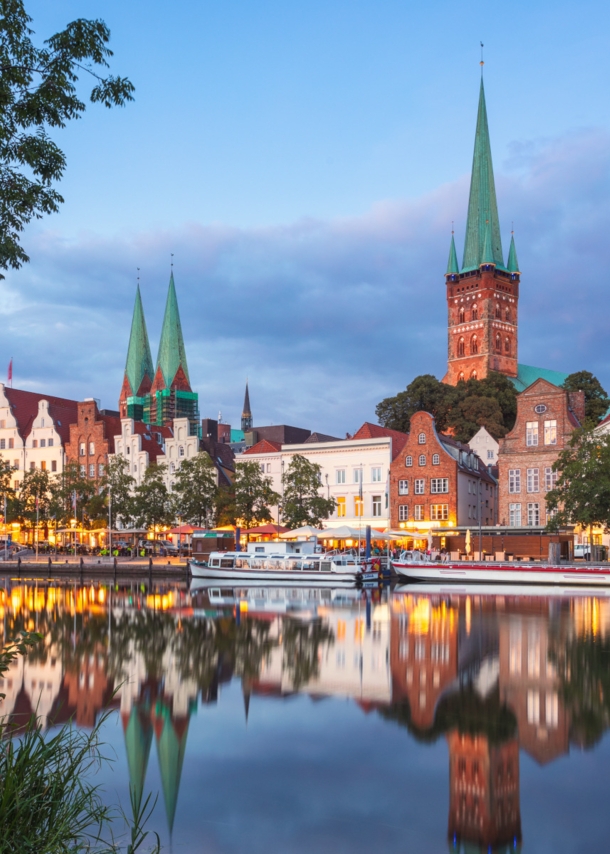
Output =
[
  {"x1": 210, "y1": 588, "x2": 220, "y2": 597},
  {"x1": 210, "y1": 558, "x2": 220, "y2": 567},
  {"x1": 302, "y1": 560, "x2": 319, "y2": 571},
  {"x1": 220, "y1": 558, "x2": 235, "y2": 568},
  {"x1": 220, "y1": 588, "x2": 233, "y2": 596}
]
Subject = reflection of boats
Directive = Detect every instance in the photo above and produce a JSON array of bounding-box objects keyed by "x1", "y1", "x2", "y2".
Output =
[
  {"x1": 394, "y1": 582, "x2": 610, "y2": 598},
  {"x1": 190, "y1": 582, "x2": 334, "y2": 618},
  {"x1": 393, "y1": 552, "x2": 610, "y2": 587}
]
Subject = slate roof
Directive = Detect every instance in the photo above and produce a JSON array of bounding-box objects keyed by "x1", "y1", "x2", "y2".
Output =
[
  {"x1": 511, "y1": 364, "x2": 569, "y2": 393},
  {"x1": 4, "y1": 387, "x2": 79, "y2": 443}
]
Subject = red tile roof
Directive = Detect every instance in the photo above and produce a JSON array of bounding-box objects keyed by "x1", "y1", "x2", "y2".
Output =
[
  {"x1": 242, "y1": 439, "x2": 282, "y2": 455},
  {"x1": 5, "y1": 387, "x2": 79, "y2": 443},
  {"x1": 350, "y1": 422, "x2": 409, "y2": 459}
]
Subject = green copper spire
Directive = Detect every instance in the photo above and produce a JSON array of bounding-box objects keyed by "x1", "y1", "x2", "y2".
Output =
[
  {"x1": 446, "y1": 234, "x2": 459, "y2": 274},
  {"x1": 155, "y1": 706, "x2": 190, "y2": 834},
  {"x1": 481, "y1": 219, "x2": 495, "y2": 265},
  {"x1": 124, "y1": 706, "x2": 153, "y2": 814},
  {"x1": 507, "y1": 233, "x2": 520, "y2": 272},
  {"x1": 125, "y1": 285, "x2": 154, "y2": 395},
  {"x1": 462, "y1": 79, "x2": 505, "y2": 271},
  {"x1": 156, "y1": 271, "x2": 190, "y2": 387}
]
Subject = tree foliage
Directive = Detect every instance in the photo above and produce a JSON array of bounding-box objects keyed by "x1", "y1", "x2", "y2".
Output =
[
  {"x1": 0, "y1": 1, "x2": 134, "y2": 276},
  {"x1": 132, "y1": 464, "x2": 174, "y2": 535},
  {"x1": 233, "y1": 461, "x2": 279, "y2": 530},
  {"x1": 375, "y1": 372, "x2": 518, "y2": 443},
  {"x1": 546, "y1": 428, "x2": 610, "y2": 532},
  {"x1": 281, "y1": 454, "x2": 335, "y2": 528},
  {"x1": 171, "y1": 452, "x2": 218, "y2": 527},
  {"x1": 101, "y1": 456, "x2": 135, "y2": 529},
  {"x1": 562, "y1": 371, "x2": 609, "y2": 426}
]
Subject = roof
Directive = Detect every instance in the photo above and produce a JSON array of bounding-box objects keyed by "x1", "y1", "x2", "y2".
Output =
[
  {"x1": 507, "y1": 233, "x2": 520, "y2": 272},
  {"x1": 351, "y1": 422, "x2": 409, "y2": 459},
  {"x1": 156, "y1": 272, "x2": 190, "y2": 389},
  {"x1": 304, "y1": 431, "x2": 341, "y2": 443},
  {"x1": 124, "y1": 285, "x2": 154, "y2": 397},
  {"x1": 511, "y1": 364, "x2": 569, "y2": 393},
  {"x1": 461, "y1": 78, "x2": 505, "y2": 272},
  {"x1": 242, "y1": 381, "x2": 251, "y2": 417},
  {"x1": 244, "y1": 524, "x2": 289, "y2": 535},
  {"x1": 446, "y1": 234, "x2": 459, "y2": 275},
  {"x1": 4, "y1": 387, "x2": 79, "y2": 443},
  {"x1": 230, "y1": 428, "x2": 245, "y2": 442},
  {"x1": 242, "y1": 439, "x2": 282, "y2": 455}
]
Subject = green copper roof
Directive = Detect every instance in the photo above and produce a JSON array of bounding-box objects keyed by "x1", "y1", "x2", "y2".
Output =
[
  {"x1": 446, "y1": 234, "x2": 459, "y2": 274},
  {"x1": 155, "y1": 705, "x2": 190, "y2": 834},
  {"x1": 125, "y1": 286, "x2": 154, "y2": 395},
  {"x1": 481, "y1": 219, "x2": 495, "y2": 265},
  {"x1": 124, "y1": 706, "x2": 153, "y2": 814},
  {"x1": 511, "y1": 363, "x2": 569, "y2": 392},
  {"x1": 462, "y1": 79, "x2": 505, "y2": 272},
  {"x1": 156, "y1": 271, "x2": 190, "y2": 387},
  {"x1": 507, "y1": 234, "x2": 520, "y2": 272}
]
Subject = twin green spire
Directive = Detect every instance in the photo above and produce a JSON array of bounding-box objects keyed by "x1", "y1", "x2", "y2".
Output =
[
  {"x1": 125, "y1": 285, "x2": 154, "y2": 396},
  {"x1": 450, "y1": 77, "x2": 518, "y2": 274}
]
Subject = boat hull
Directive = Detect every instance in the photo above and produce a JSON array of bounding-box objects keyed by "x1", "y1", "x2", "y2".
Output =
[
  {"x1": 189, "y1": 561, "x2": 358, "y2": 584},
  {"x1": 392, "y1": 560, "x2": 610, "y2": 587}
]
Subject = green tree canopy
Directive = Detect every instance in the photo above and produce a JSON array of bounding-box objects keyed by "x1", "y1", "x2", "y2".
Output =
[
  {"x1": 546, "y1": 428, "x2": 610, "y2": 534},
  {"x1": 101, "y1": 455, "x2": 135, "y2": 529},
  {"x1": 51, "y1": 461, "x2": 95, "y2": 528},
  {"x1": 132, "y1": 463, "x2": 174, "y2": 537},
  {"x1": 281, "y1": 454, "x2": 336, "y2": 529},
  {"x1": 171, "y1": 452, "x2": 218, "y2": 527},
  {"x1": 233, "y1": 460, "x2": 279, "y2": 530},
  {"x1": 562, "y1": 371, "x2": 609, "y2": 425},
  {"x1": 0, "y1": 1, "x2": 134, "y2": 276},
  {"x1": 375, "y1": 372, "x2": 518, "y2": 443}
]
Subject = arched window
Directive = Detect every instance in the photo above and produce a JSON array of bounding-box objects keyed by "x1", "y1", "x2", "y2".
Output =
[
  {"x1": 505, "y1": 307, "x2": 510, "y2": 322},
  {"x1": 472, "y1": 304, "x2": 478, "y2": 321},
  {"x1": 495, "y1": 303, "x2": 501, "y2": 318},
  {"x1": 458, "y1": 372, "x2": 465, "y2": 382},
  {"x1": 458, "y1": 306, "x2": 465, "y2": 324},
  {"x1": 470, "y1": 370, "x2": 478, "y2": 380},
  {"x1": 418, "y1": 455, "x2": 426, "y2": 466},
  {"x1": 495, "y1": 333, "x2": 502, "y2": 353},
  {"x1": 457, "y1": 337, "x2": 465, "y2": 357},
  {"x1": 418, "y1": 432, "x2": 426, "y2": 445},
  {"x1": 432, "y1": 454, "x2": 440, "y2": 465},
  {"x1": 505, "y1": 337, "x2": 511, "y2": 354},
  {"x1": 405, "y1": 455, "x2": 413, "y2": 467},
  {"x1": 470, "y1": 334, "x2": 478, "y2": 355}
]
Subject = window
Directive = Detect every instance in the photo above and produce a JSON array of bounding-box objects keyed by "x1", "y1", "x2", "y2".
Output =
[
  {"x1": 509, "y1": 626, "x2": 522, "y2": 674},
  {"x1": 51, "y1": 460, "x2": 57, "y2": 472},
  {"x1": 398, "y1": 480, "x2": 409, "y2": 495},
  {"x1": 40, "y1": 438, "x2": 46, "y2": 447},
  {"x1": 457, "y1": 337, "x2": 465, "y2": 357},
  {"x1": 526, "y1": 421, "x2": 538, "y2": 446},
  {"x1": 432, "y1": 454, "x2": 440, "y2": 465},
  {"x1": 458, "y1": 372, "x2": 465, "y2": 382},
  {"x1": 126, "y1": 446, "x2": 131, "y2": 455},
  {"x1": 471, "y1": 304, "x2": 478, "y2": 321},
  {"x1": 430, "y1": 478, "x2": 449, "y2": 494},
  {"x1": 337, "y1": 497, "x2": 346, "y2": 517},
  {"x1": 266, "y1": 463, "x2": 271, "y2": 473},
  {"x1": 354, "y1": 496, "x2": 364, "y2": 517},
  {"x1": 535, "y1": 403, "x2": 547, "y2": 414},
  {"x1": 0, "y1": 439, "x2": 4, "y2": 449},
  {"x1": 430, "y1": 504, "x2": 449, "y2": 521},
  {"x1": 372, "y1": 495, "x2": 382, "y2": 517},
  {"x1": 495, "y1": 303, "x2": 501, "y2": 318},
  {"x1": 505, "y1": 307, "x2": 511, "y2": 321},
  {"x1": 405, "y1": 455, "x2": 413, "y2": 467},
  {"x1": 336, "y1": 469, "x2": 346, "y2": 484},
  {"x1": 89, "y1": 464, "x2": 95, "y2": 478},
  {"x1": 545, "y1": 467, "x2": 558, "y2": 491},
  {"x1": 48, "y1": 438, "x2": 53, "y2": 447},
  {"x1": 544, "y1": 420, "x2": 557, "y2": 445},
  {"x1": 170, "y1": 462, "x2": 175, "y2": 474},
  {"x1": 527, "y1": 691, "x2": 540, "y2": 725},
  {"x1": 8, "y1": 438, "x2": 13, "y2": 449},
  {"x1": 526, "y1": 468, "x2": 539, "y2": 493},
  {"x1": 495, "y1": 333, "x2": 501, "y2": 353},
  {"x1": 98, "y1": 463, "x2": 104, "y2": 476},
  {"x1": 418, "y1": 454, "x2": 426, "y2": 466},
  {"x1": 80, "y1": 464, "x2": 85, "y2": 475},
  {"x1": 418, "y1": 432, "x2": 426, "y2": 445},
  {"x1": 89, "y1": 442, "x2": 94, "y2": 455},
  {"x1": 505, "y1": 337, "x2": 511, "y2": 355},
  {"x1": 13, "y1": 459, "x2": 18, "y2": 469},
  {"x1": 371, "y1": 467, "x2": 382, "y2": 482},
  {"x1": 398, "y1": 504, "x2": 409, "y2": 521},
  {"x1": 546, "y1": 692, "x2": 559, "y2": 728},
  {"x1": 32, "y1": 439, "x2": 38, "y2": 448},
  {"x1": 179, "y1": 446, "x2": 185, "y2": 457},
  {"x1": 79, "y1": 443, "x2": 85, "y2": 456},
  {"x1": 508, "y1": 469, "x2": 521, "y2": 493},
  {"x1": 29, "y1": 462, "x2": 35, "y2": 471},
  {"x1": 527, "y1": 503, "x2": 540, "y2": 526},
  {"x1": 0, "y1": 419, "x2": 3, "y2": 428},
  {"x1": 353, "y1": 469, "x2": 362, "y2": 484},
  {"x1": 414, "y1": 479, "x2": 425, "y2": 494},
  {"x1": 458, "y1": 307, "x2": 465, "y2": 323},
  {"x1": 260, "y1": 463, "x2": 265, "y2": 473},
  {"x1": 470, "y1": 334, "x2": 478, "y2": 355},
  {"x1": 487, "y1": 449, "x2": 494, "y2": 460},
  {"x1": 470, "y1": 370, "x2": 477, "y2": 380},
  {"x1": 509, "y1": 503, "x2": 522, "y2": 526},
  {"x1": 40, "y1": 461, "x2": 46, "y2": 471},
  {"x1": 414, "y1": 505, "x2": 424, "y2": 521}
]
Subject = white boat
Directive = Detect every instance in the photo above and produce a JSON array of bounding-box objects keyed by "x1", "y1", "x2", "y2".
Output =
[
  {"x1": 190, "y1": 548, "x2": 365, "y2": 583},
  {"x1": 392, "y1": 550, "x2": 610, "y2": 587}
]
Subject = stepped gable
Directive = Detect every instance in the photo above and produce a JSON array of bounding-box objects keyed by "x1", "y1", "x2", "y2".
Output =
[
  {"x1": 4, "y1": 386, "x2": 78, "y2": 443},
  {"x1": 350, "y1": 422, "x2": 409, "y2": 459}
]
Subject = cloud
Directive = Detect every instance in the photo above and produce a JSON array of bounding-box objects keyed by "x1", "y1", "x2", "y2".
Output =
[{"x1": 2, "y1": 128, "x2": 609, "y2": 436}]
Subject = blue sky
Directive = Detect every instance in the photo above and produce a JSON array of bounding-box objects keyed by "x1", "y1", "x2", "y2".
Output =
[{"x1": 3, "y1": 0, "x2": 610, "y2": 435}]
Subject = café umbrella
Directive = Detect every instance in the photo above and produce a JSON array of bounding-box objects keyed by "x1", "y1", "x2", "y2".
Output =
[{"x1": 465, "y1": 529, "x2": 472, "y2": 555}]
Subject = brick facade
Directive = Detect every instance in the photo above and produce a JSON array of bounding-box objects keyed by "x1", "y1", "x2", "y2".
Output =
[
  {"x1": 497, "y1": 379, "x2": 583, "y2": 528},
  {"x1": 64, "y1": 400, "x2": 121, "y2": 481},
  {"x1": 389, "y1": 411, "x2": 497, "y2": 533},
  {"x1": 444, "y1": 266, "x2": 520, "y2": 385}
]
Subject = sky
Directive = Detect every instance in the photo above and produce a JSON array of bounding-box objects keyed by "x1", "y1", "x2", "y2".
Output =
[{"x1": 2, "y1": 0, "x2": 610, "y2": 436}]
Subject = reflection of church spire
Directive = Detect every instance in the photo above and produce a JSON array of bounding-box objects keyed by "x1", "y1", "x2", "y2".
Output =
[
  {"x1": 122, "y1": 705, "x2": 153, "y2": 813},
  {"x1": 243, "y1": 681, "x2": 251, "y2": 724},
  {"x1": 153, "y1": 703, "x2": 191, "y2": 835}
]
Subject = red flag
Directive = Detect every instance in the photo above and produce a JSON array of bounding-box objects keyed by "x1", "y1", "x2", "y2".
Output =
[{"x1": 7, "y1": 358, "x2": 12, "y2": 385}]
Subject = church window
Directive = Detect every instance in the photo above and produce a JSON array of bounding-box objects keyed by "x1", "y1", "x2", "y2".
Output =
[
  {"x1": 458, "y1": 372, "x2": 465, "y2": 382},
  {"x1": 470, "y1": 335, "x2": 478, "y2": 355},
  {"x1": 495, "y1": 303, "x2": 501, "y2": 318},
  {"x1": 459, "y1": 307, "x2": 465, "y2": 323},
  {"x1": 471, "y1": 304, "x2": 478, "y2": 321},
  {"x1": 495, "y1": 333, "x2": 502, "y2": 353},
  {"x1": 457, "y1": 338, "x2": 465, "y2": 357},
  {"x1": 470, "y1": 370, "x2": 478, "y2": 380},
  {"x1": 505, "y1": 307, "x2": 511, "y2": 321},
  {"x1": 505, "y1": 337, "x2": 511, "y2": 354}
]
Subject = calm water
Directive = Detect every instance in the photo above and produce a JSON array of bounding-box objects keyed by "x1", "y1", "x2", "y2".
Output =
[{"x1": 2, "y1": 577, "x2": 610, "y2": 853}]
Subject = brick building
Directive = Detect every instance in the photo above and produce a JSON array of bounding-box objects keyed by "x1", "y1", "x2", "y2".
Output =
[
  {"x1": 65, "y1": 399, "x2": 122, "y2": 480},
  {"x1": 497, "y1": 379, "x2": 584, "y2": 528},
  {"x1": 389, "y1": 411, "x2": 497, "y2": 535}
]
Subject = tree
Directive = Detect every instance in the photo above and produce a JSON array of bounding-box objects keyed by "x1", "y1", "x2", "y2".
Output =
[
  {"x1": 546, "y1": 429, "x2": 610, "y2": 541},
  {"x1": 233, "y1": 461, "x2": 279, "y2": 530},
  {"x1": 215, "y1": 483, "x2": 236, "y2": 527},
  {"x1": 132, "y1": 464, "x2": 174, "y2": 543},
  {"x1": 172, "y1": 453, "x2": 218, "y2": 527},
  {"x1": 375, "y1": 374, "x2": 452, "y2": 434},
  {"x1": 101, "y1": 456, "x2": 135, "y2": 529},
  {"x1": 448, "y1": 395, "x2": 507, "y2": 444},
  {"x1": 0, "y1": 2, "x2": 134, "y2": 276},
  {"x1": 0, "y1": 459, "x2": 16, "y2": 526},
  {"x1": 562, "y1": 371, "x2": 609, "y2": 425},
  {"x1": 281, "y1": 454, "x2": 336, "y2": 529},
  {"x1": 15, "y1": 468, "x2": 52, "y2": 541},
  {"x1": 51, "y1": 461, "x2": 95, "y2": 529}
]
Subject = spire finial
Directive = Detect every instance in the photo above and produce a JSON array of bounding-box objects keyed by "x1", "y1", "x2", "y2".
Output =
[
  {"x1": 451, "y1": 220, "x2": 454, "y2": 235},
  {"x1": 170, "y1": 253, "x2": 174, "y2": 270},
  {"x1": 480, "y1": 41, "x2": 484, "y2": 74},
  {"x1": 137, "y1": 267, "x2": 140, "y2": 288}
]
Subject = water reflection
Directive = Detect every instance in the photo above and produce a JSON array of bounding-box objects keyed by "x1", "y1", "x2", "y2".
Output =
[{"x1": 1, "y1": 578, "x2": 610, "y2": 852}]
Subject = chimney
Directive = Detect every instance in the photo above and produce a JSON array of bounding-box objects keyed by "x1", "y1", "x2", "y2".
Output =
[{"x1": 568, "y1": 390, "x2": 586, "y2": 425}]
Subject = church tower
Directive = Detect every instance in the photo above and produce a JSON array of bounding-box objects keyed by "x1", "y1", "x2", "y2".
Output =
[
  {"x1": 241, "y1": 381, "x2": 253, "y2": 431},
  {"x1": 443, "y1": 75, "x2": 520, "y2": 385},
  {"x1": 119, "y1": 284, "x2": 154, "y2": 419}
]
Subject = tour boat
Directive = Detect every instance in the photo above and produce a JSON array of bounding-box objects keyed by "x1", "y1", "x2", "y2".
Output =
[
  {"x1": 392, "y1": 550, "x2": 610, "y2": 587},
  {"x1": 189, "y1": 548, "x2": 375, "y2": 584}
]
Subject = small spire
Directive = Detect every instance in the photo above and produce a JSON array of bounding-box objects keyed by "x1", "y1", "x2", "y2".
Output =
[
  {"x1": 507, "y1": 231, "x2": 520, "y2": 272},
  {"x1": 241, "y1": 381, "x2": 252, "y2": 431},
  {"x1": 446, "y1": 232, "x2": 459, "y2": 275},
  {"x1": 480, "y1": 219, "x2": 495, "y2": 266}
]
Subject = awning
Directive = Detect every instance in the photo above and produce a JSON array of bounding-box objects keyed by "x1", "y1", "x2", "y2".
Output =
[{"x1": 279, "y1": 525, "x2": 325, "y2": 539}]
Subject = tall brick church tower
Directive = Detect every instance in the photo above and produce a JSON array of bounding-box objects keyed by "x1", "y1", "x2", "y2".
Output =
[{"x1": 443, "y1": 74, "x2": 521, "y2": 386}]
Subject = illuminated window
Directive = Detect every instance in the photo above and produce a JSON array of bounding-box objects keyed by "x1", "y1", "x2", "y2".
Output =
[
  {"x1": 398, "y1": 480, "x2": 409, "y2": 495},
  {"x1": 418, "y1": 432, "x2": 426, "y2": 445},
  {"x1": 472, "y1": 304, "x2": 478, "y2": 320},
  {"x1": 354, "y1": 496, "x2": 364, "y2": 517},
  {"x1": 509, "y1": 503, "x2": 521, "y2": 526},
  {"x1": 526, "y1": 422, "x2": 538, "y2": 446},
  {"x1": 470, "y1": 334, "x2": 478, "y2": 355},
  {"x1": 337, "y1": 497, "x2": 346, "y2": 517},
  {"x1": 508, "y1": 469, "x2": 521, "y2": 493},
  {"x1": 89, "y1": 442, "x2": 95, "y2": 455},
  {"x1": 430, "y1": 478, "x2": 449, "y2": 494},
  {"x1": 496, "y1": 303, "x2": 501, "y2": 318},
  {"x1": 544, "y1": 420, "x2": 557, "y2": 445},
  {"x1": 458, "y1": 306, "x2": 465, "y2": 323},
  {"x1": 470, "y1": 370, "x2": 477, "y2": 380},
  {"x1": 505, "y1": 307, "x2": 511, "y2": 321},
  {"x1": 495, "y1": 333, "x2": 502, "y2": 353},
  {"x1": 458, "y1": 372, "x2": 465, "y2": 382},
  {"x1": 398, "y1": 504, "x2": 409, "y2": 521},
  {"x1": 430, "y1": 504, "x2": 449, "y2": 520},
  {"x1": 545, "y1": 467, "x2": 558, "y2": 491},
  {"x1": 527, "y1": 690, "x2": 540, "y2": 724},
  {"x1": 414, "y1": 479, "x2": 425, "y2": 495},
  {"x1": 414, "y1": 505, "x2": 424, "y2": 521},
  {"x1": 505, "y1": 337, "x2": 511, "y2": 355},
  {"x1": 546, "y1": 692, "x2": 558, "y2": 728},
  {"x1": 40, "y1": 460, "x2": 46, "y2": 471},
  {"x1": 526, "y1": 468, "x2": 539, "y2": 493},
  {"x1": 405, "y1": 456, "x2": 413, "y2": 467}
]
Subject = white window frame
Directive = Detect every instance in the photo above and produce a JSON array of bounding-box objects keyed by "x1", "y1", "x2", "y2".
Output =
[
  {"x1": 414, "y1": 505, "x2": 424, "y2": 521},
  {"x1": 414, "y1": 479, "x2": 425, "y2": 495},
  {"x1": 405, "y1": 456, "x2": 413, "y2": 467},
  {"x1": 526, "y1": 421, "x2": 539, "y2": 447},
  {"x1": 527, "y1": 502, "x2": 540, "y2": 526},
  {"x1": 544, "y1": 420, "x2": 557, "y2": 445},
  {"x1": 398, "y1": 479, "x2": 409, "y2": 495},
  {"x1": 508, "y1": 469, "x2": 521, "y2": 494},
  {"x1": 371, "y1": 467, "x2": 382, "y2": 483},
  {"x1": 430, "y1": 504, "x2": 449, "y2": 521},
  {"x1": 336, "y1": 469, "x2": 346, "y2": 484},
  {"x1": 398, "y1": 504, "x2": 409, "y2": 521},
  {"x1": 418, "y1": 454, "x2": 426, "y2": 466},
  {"x1": 353, "y1": 468, "x2": 362, "y2": 484},
  {"x1": 336, "y1": 497, "x2": 346, "y2": 517},
  {"x1": 509, "y1": 503, "x2": 522, "y2": 526},
  {"x1": 418, "y1": 432, "x2": 426, "y2": 445},
  {"x1": 526, "y1": 468, "x2": 539, "y2": 493},
  {"x1": 430, "y1": 478, "x2": 449, "y2": 494},
  {"x1": 372, "y1": 495, "x2": 382, "y2": 517},
  {"x1": 432, "y1": 454, "x2": 440, "y2": 465},
  {"x1": 544, "y1": 467, "x2": 558, "y2": 491}
]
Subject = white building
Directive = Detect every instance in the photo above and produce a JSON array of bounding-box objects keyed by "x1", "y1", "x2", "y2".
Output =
[
  {"x1": 237, "y1": 423, "x2": 407, "y2": 530},
  {"x1": 156, "y1": 417, "x2": 200, "y2": 489},
  {"x1": 110, "y1": 418, "x2": 166, "y2": 487},
  {"x1": 468, "y1": 425, "x2": 499, "y2": 466}
]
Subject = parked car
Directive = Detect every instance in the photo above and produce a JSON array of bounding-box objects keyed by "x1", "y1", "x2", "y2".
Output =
[
  {"x1": 574, "y1": 544, "x2": 591, "y2": 559},
  {"x1": 137, "y1": 538, "x2": 179, "y2": 556}
]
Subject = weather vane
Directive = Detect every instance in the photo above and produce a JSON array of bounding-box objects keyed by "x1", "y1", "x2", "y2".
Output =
[
  {"x1": 480, "y1": 41, "x2": 484, "y2": 71},
  {"x1": 170, "y1": 252, "x2": 174, "y2": 269}
]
